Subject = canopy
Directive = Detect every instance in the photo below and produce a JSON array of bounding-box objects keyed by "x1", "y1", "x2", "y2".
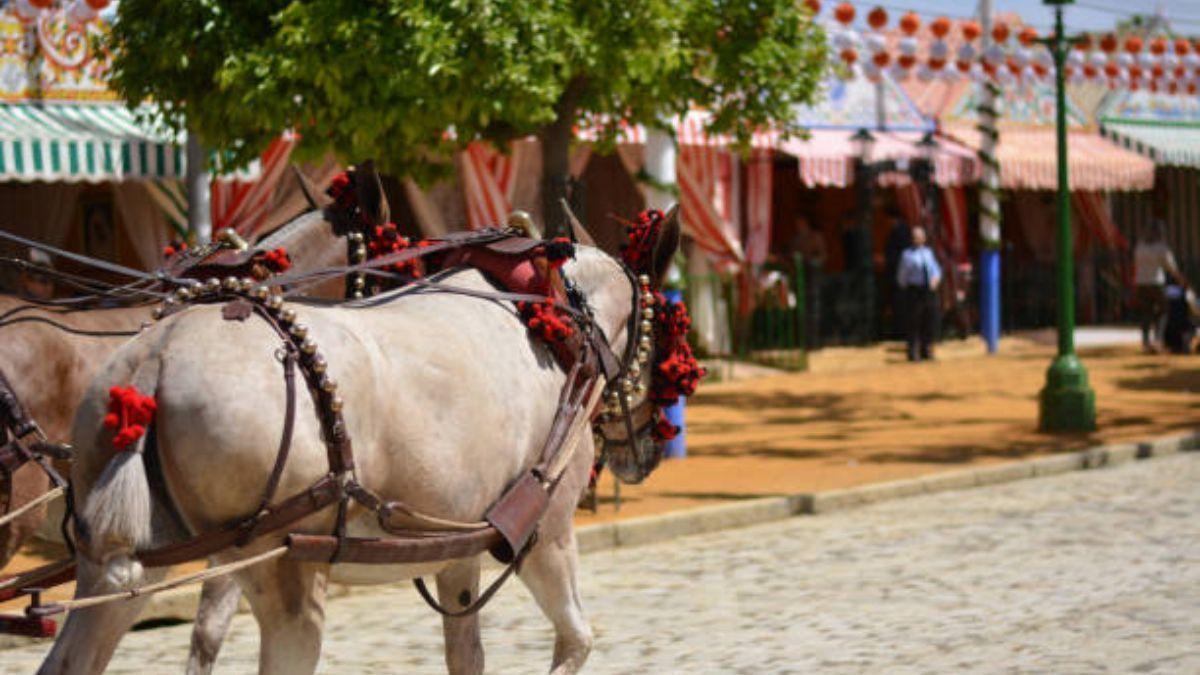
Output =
[
  {"x1": 0, "y1": 103, "x2": 189, "y2": 183},
  {"x1": 778, "y1": 130, "x2": 978, "y2": 188},
  {"x1": 945, "y1": 126, "x2": 1154, "y2": 192},
  {"x1": 1101, "y1": 122, "x2": 1200, "y2": 169}
]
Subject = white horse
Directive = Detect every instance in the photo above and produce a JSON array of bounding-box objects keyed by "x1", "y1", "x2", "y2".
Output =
[{"x1": 39, "y1": 199, "x2": 679, "y2": 674}]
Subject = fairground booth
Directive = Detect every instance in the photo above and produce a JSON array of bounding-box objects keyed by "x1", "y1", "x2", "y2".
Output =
[
  {"x1": 1101, "y1": 90, "x2": 1200, "y2": 285},
  {"x1": 0, "y1": 4, "x2": 325, "y2": 290}
]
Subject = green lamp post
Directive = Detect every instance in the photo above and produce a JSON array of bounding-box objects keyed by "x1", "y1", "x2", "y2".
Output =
[{"x1": 1038, "y1": 0, "x2": 1096, "y2": 432}]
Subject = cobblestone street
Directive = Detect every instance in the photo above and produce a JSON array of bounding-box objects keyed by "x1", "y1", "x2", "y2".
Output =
[{"x1": 4, "y1": 454, "x2": 1197, "y2": 673}]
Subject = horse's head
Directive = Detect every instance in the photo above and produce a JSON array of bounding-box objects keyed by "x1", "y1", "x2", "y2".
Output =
[{"x1": 568, "y1": 208, "x2": 690, "y2": 485}]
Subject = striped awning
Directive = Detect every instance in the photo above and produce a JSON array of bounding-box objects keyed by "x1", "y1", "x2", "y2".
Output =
[
  {"x1": 777, "y1": 130, "x2": 979, "y2": 188},
  {"x1": 945, "y1": 126, "x2": 1155, "y2": 192},
  {"x1": 1101, "y1": 121, "x2": 1200, "y2": 169},
  {"x1": 0, "y1": 102, "x2": 183, "y2": 183}
]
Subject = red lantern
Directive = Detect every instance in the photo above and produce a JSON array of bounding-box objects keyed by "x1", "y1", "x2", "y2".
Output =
[
  {"x1": 873, "y1": 51, "x2": 891, "y2": 68},
  {"x1": 1104, "y1": 63, "x2": 1119, "y2": 78},
  {"x1": 804, "y1": 0, "x2": 821, "y2": 14},
  {"x1": 1175, "y1": 65, "x2": 1187, "y2": 79},
  {"x1": 1152, "y1": 64, "x2": 1165, "y2": 79},
  {"x1": 86, "y1": 0, "x2": 113, "y2": 9},
  {"x1": 1019, "y1": 27, "x2": 1038, "y2": 47},
  {"x1": 1124, "y1": 36, "x2": 1143, "y2": 54},
  {"x1": 961, "y1": 20, "x2": 982, "y2": 42},
  {"x1": 1175, "y1": 38, "x2": 1190, "y2": 56},
  {"x1": 931, "y1": 17, "x2": 951, "y2": 39},
  {"x1": 29, "y1": 0, "x2": 53, "y2": 8},
  {"x1": 834, "y1": 3, "x2": 855, "y2": 25},
  {"x1": 867, "y1": 7, "x2": 888, "y2": 30},
  {"x1": 1006, "y1": 57, "x2": 1022, "y2": 75},
  {"x1": 1148, "y1": 79, "x2": 1159, "y2": 93},
  {"x1": 1075, "y1": 34, "x2": 1093, "y2": 51},
  {"x1": 1189, "y1": 82, "x2": 1198, "y2": 95},
  {"x1": 1129, "y1": 65, "x2": 1143, "y2": 80},
  {"x1": 1129, "y1": 80, "x2": 1140, "y2": 92},
  {"x1": 982, "y1": 62, "x2": 997, "y2": 77},
  {"x1": 929, "y1": 58, "x2": 947, "y2": 71},
  {"x1": 899, "y1": 54, "x2": 917, "y2": 69},
  {"x1": 1099, "y1": 34, "x2": 1118, "y2": 54},
  {"x1": 899, "y1": 12, "x2": 920, "y2": 36},
  {"x1": 1168, "y1": 80, "x2": 1179, "y2": 95},
  {"x1": 992, "y1": 22, "x2": 1010, "y2": 44},
  {"x1": 1033, "y1": 62, "x2": 1049, "y2": 78},
  {"x1": 841, "y1": 48, "x2": 858, "y2": 65},
  {"x1": 1150, "y1": 37, "x2": 1167, "y2": 55}
]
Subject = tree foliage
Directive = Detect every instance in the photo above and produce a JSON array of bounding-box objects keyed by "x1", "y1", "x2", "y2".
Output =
[{"x1": 107, "y1": 0, "x2": 827, "y2": 181}]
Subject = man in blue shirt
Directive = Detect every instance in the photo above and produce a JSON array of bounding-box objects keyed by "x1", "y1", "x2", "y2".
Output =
[{"x1": 896, "y1": 226, "x2": 942, "y2": 361}]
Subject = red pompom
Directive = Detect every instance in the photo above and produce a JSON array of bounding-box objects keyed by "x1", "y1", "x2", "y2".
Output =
[
  {"x1": 517, "y1": 298, "x2": 575, "y2": 343},
  {"x1": 620, "y1": 209, "x2": 667, "y2": 275},
  {"x1": 325, "y1": 171, "x2": 357, "y2": 210},
  {"x1": 104, "y1": 385, "x2": 156, "y2": 452},
  {"x1": 652, "y1": 416, "x2": 680, "y2": 442}
]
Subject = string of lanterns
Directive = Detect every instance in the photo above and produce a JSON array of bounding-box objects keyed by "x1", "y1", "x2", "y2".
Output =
[{"x1": 812, "y1": 2, "x2": 1200, "y2": 96}]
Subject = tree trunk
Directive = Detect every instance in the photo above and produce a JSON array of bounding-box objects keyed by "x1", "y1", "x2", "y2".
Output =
[{"x1": 539, "y1": 78, "x2": 586, "y2": 239}]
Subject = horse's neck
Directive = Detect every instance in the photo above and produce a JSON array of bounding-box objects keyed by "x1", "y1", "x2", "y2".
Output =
[{"x1": 563, "y1": 248, "x2": 634, "y2": 357}]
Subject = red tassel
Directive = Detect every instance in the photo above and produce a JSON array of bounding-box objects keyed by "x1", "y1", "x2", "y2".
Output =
[{"x1": 102, "y1": 385, "x2": 156, "y2": 452}]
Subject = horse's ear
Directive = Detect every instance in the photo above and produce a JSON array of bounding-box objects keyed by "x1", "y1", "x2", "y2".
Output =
[
  {"x1": 650, "y1": 205, "x2": 680, "y2": 283},
  {"x1": 354, "y1": 159, "x2": 391, "y2": 226},
  {"x1": 292, "y1": 165, "x2": 329, "y2": 211}
]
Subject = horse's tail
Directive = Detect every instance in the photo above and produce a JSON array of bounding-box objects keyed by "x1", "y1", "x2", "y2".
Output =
[{"x1": 79, "y1": 356, "x2": 162, "y2": 591}]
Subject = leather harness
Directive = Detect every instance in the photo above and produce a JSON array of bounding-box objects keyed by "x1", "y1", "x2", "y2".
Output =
[{"x1": 37, "y1": 229, "x2": 645, "y2": 619}]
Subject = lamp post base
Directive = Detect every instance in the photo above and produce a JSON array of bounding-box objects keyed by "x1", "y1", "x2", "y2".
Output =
[{"x1": 1038, "y1": 354, "x2": 1097, "y2": 432}]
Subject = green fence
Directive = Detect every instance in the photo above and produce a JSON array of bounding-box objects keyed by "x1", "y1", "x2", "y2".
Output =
[{"x1": 684, "y1": 254, "x2": 808, "y2": 374}]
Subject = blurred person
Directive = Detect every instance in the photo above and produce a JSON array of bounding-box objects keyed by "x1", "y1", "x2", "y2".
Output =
[
  {"x1": 1133, "y1": 220, "x2": 1185, "y2": 352},
  {"x1": 896, "y1": 226, "x2": 941, "y2": 362}
]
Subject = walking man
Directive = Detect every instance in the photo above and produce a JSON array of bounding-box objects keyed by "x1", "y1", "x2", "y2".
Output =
[
  {"x1": 1133, "y1": 220, "x2": 1185, "y2": 352},
  {"x1": 896, "y1": 226, "x2": 941, "y2": 362}
]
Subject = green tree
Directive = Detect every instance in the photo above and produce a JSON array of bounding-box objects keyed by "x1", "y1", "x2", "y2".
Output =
[{"x1": 108, "y1": 0, "x2": 827, "y2": 233}]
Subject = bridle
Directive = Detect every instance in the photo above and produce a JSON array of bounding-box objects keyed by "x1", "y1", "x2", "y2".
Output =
[{"x1": 0, "y1": 368, "x2": 70, "y2": 524}]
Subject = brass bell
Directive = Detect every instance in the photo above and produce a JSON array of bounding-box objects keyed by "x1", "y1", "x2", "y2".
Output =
[
  {"x1": 641, "y1": 307, "x2": 655, "y2": 321},
  {"x1": 638, "y1": 274, "x2": 651, "y2": 288},
  {"x1": 216, "y1": 228, "x2": 250, "y2": 251},
  {"x1": 354, "y1": 246, "x2": 367, "y2": 261},
  {"x1": 290, "y1": 324, "x2": 308, "y2": 340},
  {"x1": 312, "y1": 357, "x2": 328, "y2": 374},
  {"x1": 639, "y1": 335, "x2": 652, "y2": 349},
  {"x1": 353, "y1": 291, "x2": 364, "y2": 300},
  {"x1": 640, "y1": 319, "x2": 654, "y2": 334},
  {"x1": 252, "y1": 286, "x2": 270, "y2": 300},
  {"x1": 280, "y1": 308, "x2": 297, "y2": 324},
  {"x1": 506, "y1": 210, "x2": 537, "y2": 237},
  {"x1": 629, "y1": 362, "x2": 641, "y2": 378},
  {"x1": 300, "y1": 339, "x2": 317, "y2": 355},
  {"x1": 353, "y1": 276, "x2": 365, "y2": 289},
  {"x1": 172, "y1": 289, "x2": 190, "y2": 304},
  {"x1": 151, "y1": 307, "x2": 164, "y2": 320},
  {"x1": 203, "y1": 278, "x2": 221, "y2": 293},
  {"x1": 348, "y1": 231, "x2": 363, "y2": 243},
  {"x1": 635, "y1": 382, "x2": 647, "y2": 395},
  {"x1": 621, "y1": 378, "x2": 634, "y2": 394},
  {"x1": 222, "y1": 276, "x2": 240, "y2": 291},
  {"x1": 641, "y1": 291, "x2": 656, "y2": 305},
  {"x1": 329, "y1": 396, "x2": 344, "y2": 413},
  {"x1": 321, "y1": 377, "x2": 338, "y2": 393},
  {"x1": 266, "y1": 295, "x2": 284, "y2": 310}
]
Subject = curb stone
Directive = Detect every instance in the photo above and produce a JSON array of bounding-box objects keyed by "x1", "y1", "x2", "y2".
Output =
[{"x1": 5, "y1": 428, "x2": 1197, "y2": 647}]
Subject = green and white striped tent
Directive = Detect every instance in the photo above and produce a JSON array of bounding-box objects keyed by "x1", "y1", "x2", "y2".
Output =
[{"x1": 0, "y1": 102, "x2": 187, "y2": 182}]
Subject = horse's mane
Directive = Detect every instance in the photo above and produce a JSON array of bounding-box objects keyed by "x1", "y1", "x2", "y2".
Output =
[{"x1": 254, "y1": 209, "x2": 329, "y2": 250}]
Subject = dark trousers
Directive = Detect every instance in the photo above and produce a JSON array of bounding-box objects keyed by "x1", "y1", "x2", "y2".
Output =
[{"x1": 900, "y1": 286, "x2": 938, "y2": 361}]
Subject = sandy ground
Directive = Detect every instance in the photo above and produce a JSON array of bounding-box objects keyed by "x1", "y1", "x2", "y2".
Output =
[{"x1": 4, "y1": 332, "x2": 1197, "y2": 609}]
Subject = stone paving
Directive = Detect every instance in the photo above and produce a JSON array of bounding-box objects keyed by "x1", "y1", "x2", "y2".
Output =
[{"x1": 4, "y1": 454, "x2": 1197, "y2": 673}]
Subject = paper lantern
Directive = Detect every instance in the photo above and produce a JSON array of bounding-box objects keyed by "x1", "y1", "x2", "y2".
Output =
[
  {"x1": 1168, "y1": 80, "x2": 1179, "y2": 95},
  {"x1": 1129, "y1": 65, "x2": 1144, "y2": 80},
  {"x1": 916, "y1": 64, "x2": 935, "y2": 82},
  {"x1": 982, "y1": 44, "x2": 1005, "y2": 67},
  {"x1": 1099, "y1": 34, "x2": 1118, "y2": 54},
  {"x1": 1103, "y1": 62, "x2": 1119, "y2": 78},
  {"x1": 957, "y1": 43, "x2": 977, "y2": 62},
  {"x1": 1138, "y1": 51, "x2": 1157, "y2": 69},
  {"x1": 1175, "y1": 65, "x2": 1187, "y2": 79},
  {"x1": 66, "y1": 0, "x2": 99, "y2": 23},
  {"x1": 1151, "y1": 64, "x2": 1165, "y2": 79},
  {"x1": 929, "y1": 57, "x2": 946, "y2": 71},
  {"x1": 955, "y1": 59, "x2": 972, "y2": 73},
  {"x1": 872, "y1": 51, "x2": 891, "y2": 68},
  {"x1": 1175, "y1": 38, "x2": 1190, "y2": 56},
  {"x1": 961, "y1": 20, "x2": 982, "y2": 42},
  {"x1": 29, "y1": 0, "x2": 53, "y2": 7},
  {"x1": 1148, "y1": 79, "x2": 1159, "y2": 93},
  {"x1": 1116, "y1": 52, "x2": 1134, "y2": 69},
  {"x1": 1007, "y1": 58, "x2": 1022, "y2": 75},
  {"x1": 834, "y1": 2, "x2": 855, "y2": 25},
  {"x1": 840, "y1": 48, "x2": 858, "y2": 65},
  {"x1": 867, "y1": 7, "x2": 888, "y2": 30},
  {"x1": 1124, "y1": 36, "x2": 1143, "y2": 54},
  {"x1": 898, "y1": 54, "x2": 917, "y2": 69},
  {"x1": 1066, "y1": 50, "x2": 1085, "y2": 68},
  {"x1": 1150, "y1": 37, "x2": 1167, "y2": 55},
  {"x1": 1082, "y1": 65, "x2": 1098, "y2": 79},
  {"x1": 804, "y1": 0, "x2": 821, "y2": 14},
  {"x1": 890, "y1": 65, "x2": 910, "y2": 82},
  {"x1": 899, "y1": 12, "x2": 920, "y2": 36},
  {"x1": 931, "y1": 17, "x2": 951, "y2": 39},
  {"x1": 1018, "y1": 27, "x2": 1038, "y2": 47},
  {"x1": 864, "y1": 33, "x2": 886, "y2": 53},
  {"x1": 1188, "y1": 82, "x2": 1197, "y2": 95},
  {"x1": 831, "y1": 30, "x2": 857, "y2": 51},
  {"x1": 991, "y1": 22, "x2": 1009, "y2": 44},
  {"x1": 1074, "y1": 33, "x2": 1093, "y2": 51},
  {"x1": 1033, "y1": 62, "x2": 1050, "y2": 79}
]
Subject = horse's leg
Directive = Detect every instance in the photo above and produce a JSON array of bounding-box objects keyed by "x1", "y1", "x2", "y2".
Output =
[
  {"x1": 519, "y1": 530, "x2": 593, "y2": 674},
  {"x1": 437, "y1": 557, "x2": 484, "y2": 675},
  {"x1": 232, "y1": 556, "x2": 329, "y2": 675},
  {"x1": 185, "y1": 575, "x2": 243, "y2": 675},
  {"x1": 38, "y1": 561, "x2": 168, "y2": 675}
]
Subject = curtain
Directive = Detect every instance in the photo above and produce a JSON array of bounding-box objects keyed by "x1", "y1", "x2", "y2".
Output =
[
  {"x1": 0, "y1": 183, "x2": 82, "y2": 248},
  {"x1": 113, "y1": 182, "x2": 172, "y2": 270}
]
